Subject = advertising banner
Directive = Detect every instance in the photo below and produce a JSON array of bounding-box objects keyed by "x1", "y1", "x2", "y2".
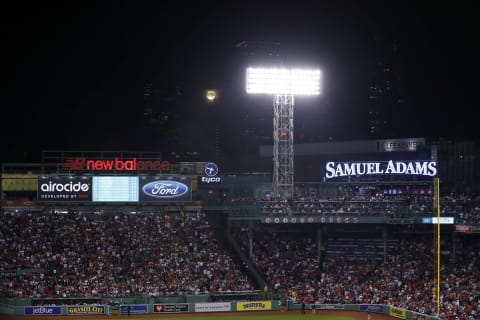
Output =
[
  {"x1": 359, "y1": 304, "x2": 384, "y2": 313},
  {"x1": 194, "y1": 302, "x2": 231, "y2": 313},
  {"x1": 412, "y1": 313, "x2": 431, "y2": 320},
  {"x1": 263, "y1": 215, "x2": 384, "y2": 224},
  {"x1": 0, "y1": 200, "x2": 40, "y2": 208},
  {"x1": 1, "y1": 174, "x2": 38, "y2": 191},
  {"x1": 24, "y1": 306, "x2": 61, "y2": 315},
  {"x1": 67, "y1": 305, "x2": 106, "y2": 315},
  {"x1": 237, "y1": 301, "x2": 272, "y2": 311},
  {"x1": 378, "y1": 138, "x2": 425, "y2": 152},
  {"x1": 119, "y1": 304, "x2": 148, "y2": 315},
  {"x1": 37, "y1": 177, "x2": 92, "y2": 201},
  {"x1": 454, "y1": 225, "x2": 473, "y2": 233},
  {"x1": 62, "y1": 156, "x2": 169, "y2": 172},
  {"x1": 139, "y1": 176, "x2": 192, "y2": 202},
  {"x1": 319, "y1": 304, "x2": 344, "y2": 310},
  {"x1": 153, "y1": 304, "x2": 189, "y2": 313},
  {"x1": 389, "y1": 306, "x2": 407, "y2": 319},
  {"x1": 325, "y1": 160, "x2": 437, "y2": 179},
  {"x1": 197, "y1": 175, "x2": 222, "y2": 185},
  {"x1": 197, "y1": 162, "x2": 222, "y2": 185}
]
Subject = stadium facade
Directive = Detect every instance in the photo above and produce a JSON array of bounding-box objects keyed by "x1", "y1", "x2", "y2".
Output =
[{"x1": 1, "y1": 137, "x2": 479, "y2": 319}]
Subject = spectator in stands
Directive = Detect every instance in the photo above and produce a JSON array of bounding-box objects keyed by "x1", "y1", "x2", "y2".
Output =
[{"x1": 0, "y1": 210, "x2": 256, "y2": 299}]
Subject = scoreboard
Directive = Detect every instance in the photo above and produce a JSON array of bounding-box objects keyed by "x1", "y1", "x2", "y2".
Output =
[
  {"x1": 37, "y1": 176, "x2": 191, "y2": 203},
  {"x1": 92, "y1": 176, "x2": 139, "y2": 202}
]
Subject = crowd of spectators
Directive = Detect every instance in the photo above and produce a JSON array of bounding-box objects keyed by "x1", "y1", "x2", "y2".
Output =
[
  {"x1": 231, "y1": 224, "x2": 480, "y2": 320},
  {"x1": 1, "y1": 203, "x2": 480, "y2": 319},
  {"x1": 201, "y1": 182, "x2": 480, "y2": 225},
  {"x1": 254, "y1": 192, "x2": 480, "y2": 225},
  {"x1": 0, "y1": 210, "x2": 254, "y2": 299},
  {"x1": 195, "y1": 182, "x2": 480, "y2": 224}
]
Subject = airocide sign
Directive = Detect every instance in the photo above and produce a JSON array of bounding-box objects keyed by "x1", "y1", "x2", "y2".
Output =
[{"x1": 38, "y1": 177, "x2": 92, "y2": 201}]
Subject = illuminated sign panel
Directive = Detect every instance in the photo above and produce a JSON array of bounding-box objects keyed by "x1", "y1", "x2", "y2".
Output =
[
  {"x1": 236, "y1": 301, "x2": 272, "y2": 311},
  {"x1": 92, "y1": 176, "x2": 139, "y2": 202},
  {"x1": 198, "y1": 162, "x2": 222, "y2": 185},
  {"x1": 378, "y1": 138, "x2": 425, "y2": 152},
  {"x1": 36, "y1": 175, "x2": 193, "y2": 203},
  {"x1": 139, "y1": 176, "x2": 192, "y2": 202},
  {"x1": 62, "y1": 157, "x2": 170, "y2": 172},
  {"x1": 38, "y1": 177, "x2": 92, "y2": 201},
  {"x1": 1, "y1": 174, "x2": 38, "y2": 191},
  {"x1": 454, "y1": 225, "x2": 472, "y2": 233},
  {"x1": 422, "y1": 217, "x2": 454, "y2": 224},
  {"x1": 25, "y1": 306, "x2": 62, "y2": 315},
  {"x1": 67, "y1": 305, "x2": 106, "y2": 315},
  {"x1": 153, "y1": 304, "x2": 189, "y2": 313},
  {"x1": 325, "y1": 160, "x2": 437, "y2": 179}
]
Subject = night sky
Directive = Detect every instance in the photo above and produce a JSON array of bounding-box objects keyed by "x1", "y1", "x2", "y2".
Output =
[{"x1": 2, "y1": 1, "x2": 477, "y2": 164}]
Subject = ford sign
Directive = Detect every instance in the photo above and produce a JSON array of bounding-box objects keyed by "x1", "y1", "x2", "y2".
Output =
[{"x1": 142, "y1": 180, "x2": 189, "y2": 199}]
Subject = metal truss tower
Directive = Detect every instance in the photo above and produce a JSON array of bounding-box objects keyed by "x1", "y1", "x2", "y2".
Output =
[
  {"x1": 246, "y1": 67, "x2": 320, "y2": 198},
  {"x1": 273, "y1": 94, "x2": 294, "y2": 198}
]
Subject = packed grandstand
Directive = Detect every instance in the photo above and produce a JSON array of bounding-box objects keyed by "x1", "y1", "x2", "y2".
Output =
[{"x1": 1, "y1": 148, "x2": 479, "y2": 319}]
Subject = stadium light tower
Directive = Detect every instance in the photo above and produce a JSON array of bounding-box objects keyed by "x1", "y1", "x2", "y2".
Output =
[{"x1": 246, "y1": 67, "x2": 322, "y2": 198}]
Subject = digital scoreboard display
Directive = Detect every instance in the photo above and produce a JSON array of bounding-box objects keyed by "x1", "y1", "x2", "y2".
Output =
[
  {"x1": 92, "y1": 176, "x2": 139, "y2": 202},
  {"x1": 421, "y1": 217, "x2": 454, "y2": 224},
  {"x1": 37, "y1": 175, "x2": 192, "y2": 203}
]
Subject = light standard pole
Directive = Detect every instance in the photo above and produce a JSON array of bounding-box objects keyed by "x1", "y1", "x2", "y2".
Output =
[{"x1": 246, "y1": 67, "x2": 321, "y2": 198}]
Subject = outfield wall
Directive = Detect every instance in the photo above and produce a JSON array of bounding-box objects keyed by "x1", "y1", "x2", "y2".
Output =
[
  {"x1": 287, "y1": 302, "x2": 439, "y2": 320},
  {"x1": 1, "y1": 301, "x2": 438, "y2": 319}
]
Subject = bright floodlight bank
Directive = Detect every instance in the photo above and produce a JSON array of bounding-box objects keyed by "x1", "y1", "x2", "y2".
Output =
[
  {"x1": 246, "y1": 67, "x2": 322, "y2": 96},
  {"x1": 245, "y1": 66, "x2": 322, "y2": 198}
]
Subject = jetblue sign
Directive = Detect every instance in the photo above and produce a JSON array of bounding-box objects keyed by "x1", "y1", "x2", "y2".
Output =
[{"x1": 25, "y1": 306, "x2": 62, "y2": 315}]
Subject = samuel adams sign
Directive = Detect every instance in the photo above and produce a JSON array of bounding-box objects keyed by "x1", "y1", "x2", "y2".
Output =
[{"x1": 325, "y1": 160, "x2": 437, "y2": 179}]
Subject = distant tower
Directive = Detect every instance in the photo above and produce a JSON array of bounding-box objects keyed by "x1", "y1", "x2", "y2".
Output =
[{"x1": 368, "y1": 34, "x2": 405, "y2": 138}]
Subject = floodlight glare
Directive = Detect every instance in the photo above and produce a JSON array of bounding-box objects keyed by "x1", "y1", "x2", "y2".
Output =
[
  {"x1": 245, "y1": 65, "x2": 322, "y2": 198},
  {"x1": 246, "y1": 67, "x2": 322, "y2": 95}
]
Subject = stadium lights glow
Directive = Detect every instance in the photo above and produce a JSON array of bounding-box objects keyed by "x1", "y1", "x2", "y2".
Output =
[{"x1": 246, "y1": 67, "x2": 322, "y2": 95}]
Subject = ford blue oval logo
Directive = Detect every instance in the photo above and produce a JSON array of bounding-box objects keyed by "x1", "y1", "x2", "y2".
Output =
[{"x1": 142, "y1": 180, "x2": 189, "y2": 198}]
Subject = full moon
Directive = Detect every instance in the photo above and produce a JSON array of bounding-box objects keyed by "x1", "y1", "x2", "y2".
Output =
[{"x1": 206, "y1": 90, "x2": 217, "y2": 102}]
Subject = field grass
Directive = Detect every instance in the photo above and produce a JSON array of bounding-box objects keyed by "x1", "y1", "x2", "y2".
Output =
[{"x1": 126, "y1": 316, "x2": 356, "y2": 320}]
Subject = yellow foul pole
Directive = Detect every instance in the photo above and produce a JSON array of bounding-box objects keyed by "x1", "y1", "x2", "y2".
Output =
[{"x1": 434, "y1": 177, "x2": 440, "y2": 316}]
